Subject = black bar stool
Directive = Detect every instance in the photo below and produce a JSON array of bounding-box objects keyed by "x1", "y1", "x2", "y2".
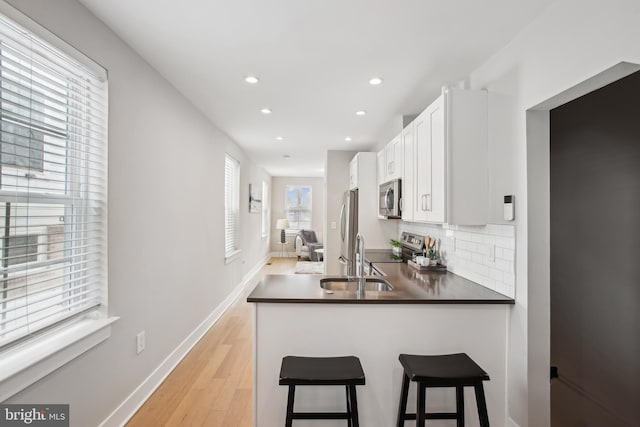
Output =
[
  {"x1": 396, "y1": 353, "x2": 490, "y2": 427},
  {"x1": 279, "y1": 355, "x2": 366, "y2": 427}
]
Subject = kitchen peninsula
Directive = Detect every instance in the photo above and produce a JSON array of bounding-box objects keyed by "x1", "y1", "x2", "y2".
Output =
[{"x1": 247, "y1": 264, "x2": 513, "y2": 426}]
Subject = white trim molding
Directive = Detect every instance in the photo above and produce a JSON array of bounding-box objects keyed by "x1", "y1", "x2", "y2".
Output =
[{"x1": 1, "y1": 317, "x2": 119, "y2": 402}]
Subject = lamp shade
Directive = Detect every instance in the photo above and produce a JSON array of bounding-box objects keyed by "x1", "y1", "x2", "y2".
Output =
[{"x1": 276, "y1": 219, "x2": 290, "y2": 230}]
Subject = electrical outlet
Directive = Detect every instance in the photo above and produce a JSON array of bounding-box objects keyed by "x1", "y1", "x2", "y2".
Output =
[
  {"x1": 489, "y1": 244, "x2": 496, "y2": 263},
  {"x1": 136, "y1": 331, "x2": 145, "y2": 354}
]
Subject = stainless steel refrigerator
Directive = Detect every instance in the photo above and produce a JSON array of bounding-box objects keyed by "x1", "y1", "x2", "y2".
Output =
[{"x1": 339, "y1": 189, "x2": 358, "y2": 275}]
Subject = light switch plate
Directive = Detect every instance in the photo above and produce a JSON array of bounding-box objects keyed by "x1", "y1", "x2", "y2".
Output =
[{"x1": 136, "y1": 331, "x2": 145, "y2": 354}]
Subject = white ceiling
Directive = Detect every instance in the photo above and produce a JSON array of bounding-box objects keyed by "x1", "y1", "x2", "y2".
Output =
[{"x1": 78, "y1": 0, "x2": 554, "y2": 177}]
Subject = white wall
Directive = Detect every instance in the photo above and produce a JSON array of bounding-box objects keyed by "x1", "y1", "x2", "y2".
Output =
[
  {"x1": 269, "y1": 176, "x2": 323, "y2": 253},
  {"x1": 2, "y1": 0, "x2": 270, "y2": 425},
  {"x1": 464, "y1": 0, "x2": 640, "y2": 425}
]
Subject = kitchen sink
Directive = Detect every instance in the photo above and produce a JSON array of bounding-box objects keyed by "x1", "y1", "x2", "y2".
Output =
[{"x1": 320, "y1": 277, "x2": 394, "y2": 292}]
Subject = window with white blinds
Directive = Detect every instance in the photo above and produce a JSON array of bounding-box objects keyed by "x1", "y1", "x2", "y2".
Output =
[
  {"x1": 224, "y1": 154, "x2": 239, "y2": 256},
  {"x1": 0, "y1": 13, "x2": 108, "y2": 349}
]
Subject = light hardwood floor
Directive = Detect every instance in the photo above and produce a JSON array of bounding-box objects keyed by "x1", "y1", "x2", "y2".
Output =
[{"x1": 126, "y1": 257, "x2": 297, "y2": 427}]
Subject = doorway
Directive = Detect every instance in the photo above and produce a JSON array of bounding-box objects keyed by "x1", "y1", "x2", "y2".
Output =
[{"x1": 549, "y1": 70, "x2": 640, "y2": 426}]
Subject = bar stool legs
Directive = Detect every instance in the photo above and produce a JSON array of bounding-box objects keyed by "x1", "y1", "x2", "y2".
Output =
[
  {"x1": 348, "y1": 384, "x2": 360, "y2": 426},
  {"x1": 396, "y1": 353, "x2": 491, "y2": 427},
  {"x1": 285, "y1": 385, "x2": 295, "y2": 427},
  {"x1": 279, "y1": 356, "x2": 365, "y2": 427},
  {"x1": 475, "y1": 383, "x2": 490, "y2": 427},
  {"x1": 396, "y1": 373, "x2": 410, "y2": 427},
  {"x1": 456, "y1": 386, "x2": 465, "y2": 427},
  {"x1": 283, "y1": 384, "x2": 359, "y2": 427}
]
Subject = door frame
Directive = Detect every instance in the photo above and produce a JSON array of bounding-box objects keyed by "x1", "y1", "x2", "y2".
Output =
[{"x1": 525, "y1": 62, "x2": 640, "y2": 426}]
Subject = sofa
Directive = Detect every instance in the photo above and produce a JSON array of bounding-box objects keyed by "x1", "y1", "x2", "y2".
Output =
[{"x1": 294, "y1": 230, "x2": 323, "y2": 262}]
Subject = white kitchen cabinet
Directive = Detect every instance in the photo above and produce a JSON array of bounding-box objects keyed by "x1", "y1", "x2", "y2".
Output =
[
  {"x1": 410, "y1": 88, "x2": 488, "y2": 225},
  {"x1": 376, "y1": 149, "x2": 385, "y2": 186},
  {"x1": 349, "y1": 154, "x2": 359, "y2": 189},
  {"x1": 400, "y1": 123, "x2": 414, "y2": 221},
  {"x1": 384, "y1": 134, "x2": 402, "y2": 181},
  {"x1": 378, "y1": 134, "x2": 402, "y2": 186}
]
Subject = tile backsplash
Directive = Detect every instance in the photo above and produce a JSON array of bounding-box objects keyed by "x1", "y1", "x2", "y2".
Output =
[{"x1": 399, "y1": 222, "x2": 516, "y2": 298}]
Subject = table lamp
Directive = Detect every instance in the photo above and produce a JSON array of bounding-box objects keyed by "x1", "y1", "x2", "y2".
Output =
[{"x1": 276, "y1": 219, "x2": 289, "y2": 244}]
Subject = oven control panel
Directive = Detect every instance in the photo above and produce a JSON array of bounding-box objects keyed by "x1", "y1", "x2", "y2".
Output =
[{"x1": 400, "y1": 232, "x2": 425, "y2": 253}]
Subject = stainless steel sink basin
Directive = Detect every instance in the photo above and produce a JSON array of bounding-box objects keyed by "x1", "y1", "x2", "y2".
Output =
[{"x1": 320, "y1": 277, "x2": 394, "y2": 292}]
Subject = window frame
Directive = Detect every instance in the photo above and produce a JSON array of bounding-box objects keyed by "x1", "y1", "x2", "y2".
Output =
[
  {"x1": 0, "y1": 3, "x2": 114, "y2": 402},
  {"x1": 261, "y1": 180, "x2": 269, "y2": 239},
  {"x1": 224, "y1": 154, "x2": 241, "y2": 262},
  {"x1": 284, "y1": 185, "x2": 312, "y2": 232}
]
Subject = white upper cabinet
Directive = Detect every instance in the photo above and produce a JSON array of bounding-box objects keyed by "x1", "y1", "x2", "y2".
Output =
[
  {"x1": 409, "y1": 88, "x2": 488, "y2": 225},
  {"x1": 349, "y1": 154, "x2": 359, "y2": 189},
  {"x1": 385, "y1": 134, "x2": 402, "y2": 181},
  {"x1": 377, "y1": 133, "x2": 403, "y2": 186},
  {"x1": 400, "y1": 124, "x2": 414, "y2": 221},
  {"x1": 376, "y1": 150, "x2": 385, "y2": 186}
]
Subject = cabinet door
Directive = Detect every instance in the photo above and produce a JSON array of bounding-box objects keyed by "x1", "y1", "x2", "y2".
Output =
[
  {"x1": 384, "y1": 139, "x2": 394, "y2": 179},
  {"x1": 385, "y1": 134, "x2": 401, "y2": 179},
  {"x1": 401, "y1": 124, "x2": 414, "y2": 221},
  {"x1": 376, "y1": 149, "x2": 385, "y2": 186},
  {"x1": 391, "y1": 137, "x2": 403, "y2": 180},
  {"x1": 426, "y1": 96, "x2": 446, "y2": 223},
  {"x1": 349, "y1": 156, "x2": 358, "y2": 189},
  {"x1": 413, "y1": 109, "x2": 431, "y2": 222},
  {"x1": 414, "y1": 95, "x2": 446, "y2": 223}
]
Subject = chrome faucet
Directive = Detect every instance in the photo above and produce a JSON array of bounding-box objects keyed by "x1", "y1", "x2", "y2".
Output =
[{"x1": 355, "y1": 233, "x2": 365, "y2": 298}]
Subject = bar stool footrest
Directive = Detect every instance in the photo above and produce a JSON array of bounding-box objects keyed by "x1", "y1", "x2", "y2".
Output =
[
  {"x1": 292, "y1": 412, "x2": 351, "y2": 419},
  {"x1": 402, "y1": 412, "x2": 459, "y2": 420}
]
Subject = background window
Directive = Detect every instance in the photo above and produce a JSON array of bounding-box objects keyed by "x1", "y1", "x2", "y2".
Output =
[
  {"x1": 285, "y1": 185, "x2": 312, "y2": 231},
  {"x1": 224, "y1": 154, "x2": 240, "y2": 256}
]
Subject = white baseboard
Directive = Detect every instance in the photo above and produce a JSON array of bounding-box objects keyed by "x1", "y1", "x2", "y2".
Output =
[{"x1": 99, "y1": 255, "x2": 269, "y2": 427}]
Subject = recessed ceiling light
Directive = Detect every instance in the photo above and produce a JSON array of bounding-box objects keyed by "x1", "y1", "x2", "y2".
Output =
[
  {"x1": 244, "y1": 75, "x2": 260, "y2": 84},
  {"x1": 355, "y1": 110, "x2": 366, "y2": 116},
  {"x1": 369, "y1": 77, "x2": 383, "y2": 86},
  {"x1": 261, "y1": 108, "x2": 272, "y2": 115},
  {"x1": 275, "y1": 136, "x2": 284, "y2": 141},
  {"x1": 345, "y1": 137, "x2": 352, "y2": 142}
]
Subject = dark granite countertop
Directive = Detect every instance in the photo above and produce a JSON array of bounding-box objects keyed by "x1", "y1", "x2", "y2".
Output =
[{"x1": 247, "y1": 261, "x2": 514, "y2": 305}]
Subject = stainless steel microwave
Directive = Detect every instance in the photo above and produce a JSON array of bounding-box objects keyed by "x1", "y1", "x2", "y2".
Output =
[{"x1": 379, "y1": 179, "x2": 401, "y2": 219}]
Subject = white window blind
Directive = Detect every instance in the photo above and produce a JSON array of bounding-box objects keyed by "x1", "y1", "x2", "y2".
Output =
[
  {"x1": 0, "y1": 13, "x2": 108, "y2": 349},
  {"x1": 224, "y1": 154, "x2": 239, "y2": 256},
  {"x1": 285, "y1": 185, "x2": 312, "y2": 231}
]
